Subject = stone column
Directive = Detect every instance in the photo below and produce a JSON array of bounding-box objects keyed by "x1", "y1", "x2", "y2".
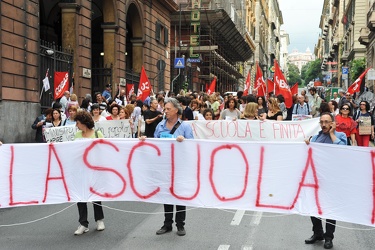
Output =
[
  {"x1": 131, "y1": 39, "x2": 144, "y2": 73},
  {"x1": 102, "y1": 23, "x2": 118, "y2": 95},
  {"x1": 59, "y1": 3, "x2": 80, "y2": 94}
]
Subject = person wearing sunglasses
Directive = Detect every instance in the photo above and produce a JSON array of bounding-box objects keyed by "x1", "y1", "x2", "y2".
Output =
[
  {"x1": 304, "y1": 112, "x2": 346, "y2": 249},
  {"x1": 353, "y1": 101, "x2": 374, "y2": 147},
  {"x1": 334, "y1": 104, "x2": 357, "y2": 145}
]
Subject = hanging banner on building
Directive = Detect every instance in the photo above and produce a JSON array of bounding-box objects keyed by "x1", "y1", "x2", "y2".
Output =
[
  {"x1": 54, "y1": 72, "x2": 69, "y2": 99},
  {"x1": 1, "y1": 139, "x2": 375, "y2": 227}
]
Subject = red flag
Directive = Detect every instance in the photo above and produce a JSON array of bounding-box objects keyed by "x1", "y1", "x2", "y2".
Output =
[
  {"x1": 273, "y1": 60, "x2": 293, "y2": 108},
  {"x1": 255, "y1": 63, "x2": 266, "y2": 97},
  {"x1": 267, "y1": 79, "x2": 275, "y2": 94},
  {"x1": 136, "y1": 66, "x2": 151, "y2": 102},
  {"x1": 126, "y1": 84, "x2": 134, "y2": 100},
  {"x1": 347, "y1": 68, "x2": 371, "y2": 95},
  {"x1": 207, "y1": 77, "x2": 216, "y2": 95},
  {"x1": 243, "y1": 71, "x2": 251, "y2": 96},
  {"x1": 291, "y1": 83, "x2": 299, "y2": 95},
  {"x1": 54, "y1": 72, "x2": 69, "y2": 99}
]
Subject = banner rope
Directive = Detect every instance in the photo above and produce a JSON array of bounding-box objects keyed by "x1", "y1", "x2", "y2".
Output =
[{"x1": 0, "y1": 203, "x2": 374, "y2": 231}]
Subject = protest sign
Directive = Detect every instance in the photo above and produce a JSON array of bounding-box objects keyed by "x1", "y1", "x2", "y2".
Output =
[
  {"x1": 187, "y1": 119, "x2": 320, "y2": 141},
  {"x1": 44, "y1": 120, "x2": 132, "y2": 142}
]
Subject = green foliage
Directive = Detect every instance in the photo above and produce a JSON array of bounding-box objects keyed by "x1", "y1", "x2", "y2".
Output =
[
  {"x1": 349, "y1": 58, "x2": 366, "y2": 81},
  {"x1": 300, "y1": 62, "x2": 310, "y2": 80},
  {"x1": 287, "y1": 63, "x2": 302, "y2": 85},
  {"x1": 304, "y1": 59, "x2": 323, "y2": 82}
]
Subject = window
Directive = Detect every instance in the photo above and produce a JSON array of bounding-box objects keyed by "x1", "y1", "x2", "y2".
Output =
[{"x1": 155, "y1": 21, "x2": 169, "y2": 46}]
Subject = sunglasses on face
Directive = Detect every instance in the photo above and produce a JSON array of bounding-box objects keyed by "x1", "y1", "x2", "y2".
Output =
[{"x1": 341, "y1": 107, "x2": 349, "y2": 110}]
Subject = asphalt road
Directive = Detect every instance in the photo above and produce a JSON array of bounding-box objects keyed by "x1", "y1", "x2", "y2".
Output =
[{"x1": 1, "y1": 201, "x2": 375, "y2": 250}]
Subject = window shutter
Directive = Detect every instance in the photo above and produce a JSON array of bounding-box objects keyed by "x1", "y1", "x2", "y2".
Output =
[
  {"x1": 164, "y1": 27, "x2": 169, "y2": 46},
  {"x1": 155, "y1": 22, "x2": 161, "y2": 42}
]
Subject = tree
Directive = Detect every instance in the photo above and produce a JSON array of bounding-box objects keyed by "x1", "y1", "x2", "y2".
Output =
[
  {"x1": 349, "y1": 58, "x2": 366, "y2": 82},
  {"x1": 304, "y1": 58, "x2": 323, "y2": 83},
  {"x1": 287, "y1": 63, "x2": 302, "y2": 85},
  {"x1": 301, "y1": 63, "x2": 310, "y2": 81}
]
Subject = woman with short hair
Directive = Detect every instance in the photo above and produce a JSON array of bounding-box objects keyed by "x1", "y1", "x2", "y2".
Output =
[
  {"x1": 91, "y1": 104, "x2": 106, "y2": 122},
  {"x1": 73, "y1": 110, "x2": 105, "y2": 235}
]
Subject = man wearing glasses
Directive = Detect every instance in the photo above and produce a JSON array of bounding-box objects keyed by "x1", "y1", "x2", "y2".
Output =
[{"x1": 304, "y1": 112, "x2": 346, "y2": 249}]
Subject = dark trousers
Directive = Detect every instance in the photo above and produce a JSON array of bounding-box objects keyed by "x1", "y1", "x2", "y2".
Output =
[
  {"x1": 77, "y1": 202, "x2": 104, "y2": 227},
  {"x1": 311, "y1": 216, "x2": 336, "y2": 239},
  {"x1": 163, "y1": 204, "x2": 186, "y2": 228}
]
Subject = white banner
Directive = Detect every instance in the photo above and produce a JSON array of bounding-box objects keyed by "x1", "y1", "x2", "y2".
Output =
[
  {"x1": 44, "y1": 120, "x2": 132, "y2": 142},
  {"x1": 44, "y1": 119, "x2": 321, "y2": 142},
  {"x1": 187, "y1": 119, "x2": 320, "y2": 141},
  {"x1": 1, "y1": 139, "x2": 375, "y2": 227}
]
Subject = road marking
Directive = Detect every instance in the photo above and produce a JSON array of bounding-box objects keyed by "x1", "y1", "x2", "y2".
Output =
[
  {"x1": 230, "y1": 210, "x2": 245, "y2": 225},
  {"x1": 218, "y1": 245, "x2": 230, "y2": 250},
  {"x1": 243, "y1": 211, "x2": 263, "y2": 249},
  {"x1": 251, "y1": 211, "x2": 262, "y2": 225},
  {"x1": 242, "y1": 247, "x2": 253, "y2": 250}
]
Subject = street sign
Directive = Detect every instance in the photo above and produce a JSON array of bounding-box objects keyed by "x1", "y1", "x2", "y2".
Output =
[
  {"x1": 342, "y1": 67, "x2": 349, "y2": 74},
  {"x1": 269, "y1": 66, "x2": 275, "y2": 73},
  {"x1": 174, "y1": 58, "x2": 185, "y2": 68},
  {"x1": 187, "y1": 58, "x2": 201, "y2": 63}
]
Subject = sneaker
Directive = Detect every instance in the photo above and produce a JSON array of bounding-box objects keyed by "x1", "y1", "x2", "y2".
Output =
[
  {"x1": 96, "y1": 220, "x2": 105, "y2": 231},
  {"x1": 74, "y1": 225, "x2": 89, "y2": 235},
  {"x1": 156, "y1": 226, "x2": 172, "y2": 235},
  {"x1": 177, "y1": 226, "x2": 186, "y2": 236}
]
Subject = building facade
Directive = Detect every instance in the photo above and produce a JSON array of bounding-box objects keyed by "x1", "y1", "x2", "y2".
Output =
[{"x1": 0, "y1": 0, "x2": 178, "y2": 143}]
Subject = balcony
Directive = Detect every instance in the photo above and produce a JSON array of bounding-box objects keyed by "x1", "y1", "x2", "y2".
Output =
[
  {"x1": 341, "y1": 51, "x2": 349, "y2": 62},
  {"x1": 359, "y1": 27, "x2": 370, "y2": 46},
  {"x1": 367, "y1": 1, "x2": 375, "y2": 32}
]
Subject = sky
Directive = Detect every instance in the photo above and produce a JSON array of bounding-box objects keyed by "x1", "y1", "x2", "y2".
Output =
[{"x1": 278, "y1": 0, "x2": 325, "y2": 53}]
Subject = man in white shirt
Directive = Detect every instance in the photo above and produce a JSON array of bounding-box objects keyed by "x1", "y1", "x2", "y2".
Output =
[
  {"x1": 60, "y1": 91, "x2": 70, "y2": 113},
  {"x1": 331, "y1": 92, "x2": 340, "y2": 103}
]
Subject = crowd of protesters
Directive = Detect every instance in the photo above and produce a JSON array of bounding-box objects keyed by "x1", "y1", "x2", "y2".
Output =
[{"x1": 32, "y1": 84, "x2": 375, "y2": 148}]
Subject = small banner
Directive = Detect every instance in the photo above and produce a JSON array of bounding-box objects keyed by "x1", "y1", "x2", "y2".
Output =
[{"x1": 54, "y1": 72, "x2": 69, "y2": 99}]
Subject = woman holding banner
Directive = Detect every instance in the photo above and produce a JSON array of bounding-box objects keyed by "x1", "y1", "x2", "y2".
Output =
[
  {"x1": 353, "y1": 100, "x2": 374, "y2": 147},
  {"x1": 73, "y1": 110, "x2": 105, "y2": 235}
]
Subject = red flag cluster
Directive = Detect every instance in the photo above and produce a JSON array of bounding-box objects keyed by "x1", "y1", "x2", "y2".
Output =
[
  {"x1": 273, "y1": 60, "x2": 293, "y2": 108},
  {"x1": 136, "y1": 66, "x2": 151, "y2": 102}
]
